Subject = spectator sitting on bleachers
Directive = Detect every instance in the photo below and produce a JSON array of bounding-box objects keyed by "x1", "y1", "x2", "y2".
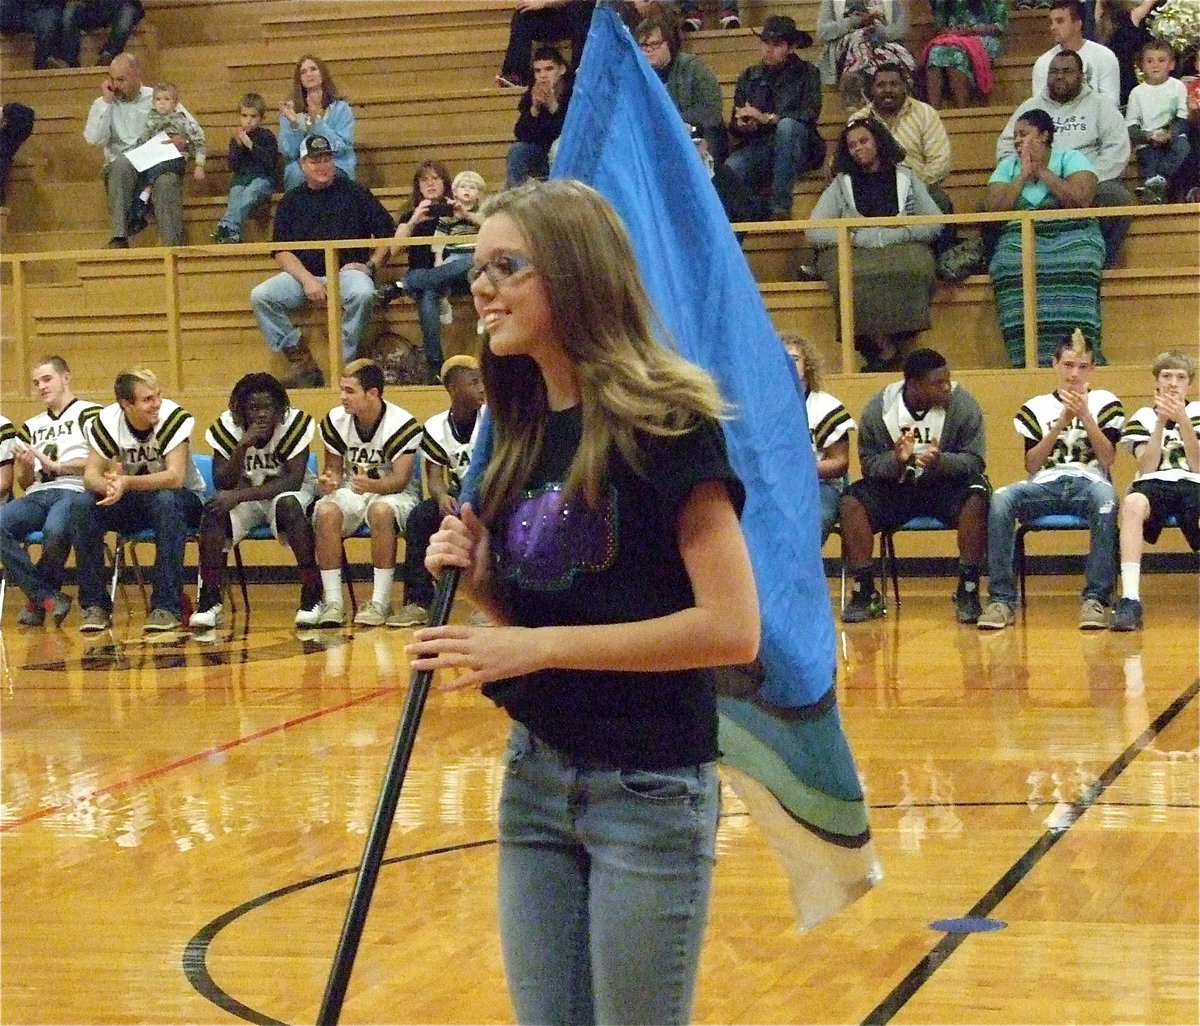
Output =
[
  {"x1": 211, "y1": 92, "x2": 279, "y2": 243},
  {"x1": 1125, "y1": 39, "x2": 1190, "y2": 203},
  {"x1": 59, "y1": 0, "x2": 142, "y2": 67},
  {"x1": 498, "y1": 0, "x2": 594, "y2": 87},
  {"x1": 0, "y1": 101, "x2": 34, "y2": 204},
  {"x1": 680, "y1": 0, "x2": 740, "y2": 31},
  {"x1": 0, "y1": 355, "x2": 100, "y2": 628},
  {"x1": 978, "y1": 330, "x2": 1125, "y2": 632},
  {"x1": 376, "y1": 159, "x2": 452, "y2": 305},
  {"x1": 805, "y1": 117, "x2": 942, "y2": 372},
  {"x1": 636, "y1": 13, "x2": 726, "y2": 161},
  {"x1": 838, "y1": 347, "x2": 990, "y2": 625},
  {"x1": 400, "y1": 170, "x2": 486, "y2": 382},
  {"x1": 783, "y1": 334, "x2": 855, "y2": 544},
  {"x1": 816, "y1": 0, "x2": 916, "y2": 110},
  {"x1": 71, "y1": 367, "x2": 205, "y2": 633},
  {"x1": 921, "y1": 0, "x2": 1008, "y2": 108},
  {"x1": 987, "y1": 107, "x2": 1105, "y2": 368},
  {"x1": 688, "y1": 121, "x2": 754, "y2": 221},
  {"x1": 725, "y1": 14, "x2": 823, "y2": 220},
  {"x1": 1095, "y1": 0, "x2": 1165, "y2": 107},
  {"x1": 998, "y1": 49, "x2": 1133, "y2": 268},
  {"x1": 191, "y1": 373, "x2": 319, "y2": 631},
  {"x1": 1112, "y1": 349, "x2": 1200, "y2": 631},
  {"x1": 83, "y1": 52, "x2": 185, "y2": 248},
  {"x1": 850, "y1": 62, "x2": 953, "y2": 216},
  {"x1": 1032, "y1": 0, "x2": 1121, "y2": 100},
  {"x1": 390, "y1": 355, "x2": 485, "y2": 628},
  {"x1": 126, "y1": 81, "x2": 206, "y2": 235},
  {"x1": 250, "y1": 134, "x2": 394, "y2": 389},
  {"x1": 1, "y1": 0, "x2": 65, "y2": 70},
  {"x1": 311, "y1": 359, "x2": 422, "y2": 629},
  {"x1": 505, "y1": 44, "x2": 573, "y2": 187},
  {"x1": 279, "y1": 54, "x2": 354, "y2": 191}
]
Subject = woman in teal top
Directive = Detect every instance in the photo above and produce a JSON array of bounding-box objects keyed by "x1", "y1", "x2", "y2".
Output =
[{"x1": 985, "y1": 108, "x2": 1105, "y2": 368}]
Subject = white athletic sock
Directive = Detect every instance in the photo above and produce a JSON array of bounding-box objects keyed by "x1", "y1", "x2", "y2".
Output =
[
  {"x1": 1120, "y1": 562, "x2": 1141, "y2": 602},
  {"x1": 321, "y1": 569, "x2": 343, "y2": 605},
  {"x1": 138, "y1": 185, "x2": 151, "y2": 203},
  {"x1": 372, "y1": 568, "x2": 395, "y2": 607}
]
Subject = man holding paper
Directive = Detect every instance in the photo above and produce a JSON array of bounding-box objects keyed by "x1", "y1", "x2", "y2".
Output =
[{"x1": 82, "y1": 52, "x2": 186, "y2": 248}]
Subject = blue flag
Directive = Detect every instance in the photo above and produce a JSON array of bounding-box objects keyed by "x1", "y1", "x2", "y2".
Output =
[{"x1": 467, "y1": 2, "x2": 881, "y2": 928}]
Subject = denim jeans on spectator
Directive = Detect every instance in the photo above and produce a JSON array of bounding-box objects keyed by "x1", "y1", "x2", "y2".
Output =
[
  {"x1": 986, "y1": 474, "x2": 1117, "y2": 607},
  {"x1": 61, "y1": 0, "x2": 143, "y2": 65},
  {"x1": 725, "y1": 117, "x2": 818, "y2": 215},
  {"x1": 217, "y1": 177, "x2": 274, "y2": 235},
  {"x1": 0, "y1": 489, "x2": 95, "y2": 604},
  {"x1": 506, "y1": 141, "x2": 551, "y2": 188},
  {"x1": 818, "y1": 479, "x2": 841, "y2": 544},
  {"x1": 1092, "y1": 178, "x2": 1134, "y2": 268},
  {"x1": 1136, "y1": 137, "x2": 1191, "y2": 183},
  {"x1": 402, "y1": 253, "x2": 472, "y2": 372},
  {"x1": 72, "y1": 487, "x2": 203, "y2": 615},
  {"x1": 25, "y1": 4, "x2": 63, "y2": 68},
  {"x1": 250, "y1": 267, "x2": 375, "y2": 362},
  {"x1": 496, "y1": 722, "x2": 719, "y2": 1026}
]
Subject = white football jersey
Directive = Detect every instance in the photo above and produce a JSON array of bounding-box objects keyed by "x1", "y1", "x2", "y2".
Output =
[
  {"x1": 87, "y1": 397, "x2": 205, "y2": 496},
  {"x1": 18, "y1": 398, "x2": 103, "y2": 494},
  {"x1": 1014, "y1": 389, "x2": 1124, "y2": 483},
  {"x1": 1122, "y1": 401, "x2": 1200, "y2": 483},
  {"x1": 319, "y1": 400, "x2": 421, "y2": 485},
  {"x1": 0, "y1": 416, "x2": 17, "y2": 471},
  {"x1": 805, "y1": 390, "x2": 854, "y2": 458},
  {"x1": 419, "y1": 407, "x2": 482, "y2": 497},
  {"x1": 207, "y1": 407, "x2": 316, "y2": 489}
]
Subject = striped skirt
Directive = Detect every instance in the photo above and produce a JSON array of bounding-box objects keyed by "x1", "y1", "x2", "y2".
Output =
[{"x1": 989, "y1": 217, "x2": 1105, "y2": 368}]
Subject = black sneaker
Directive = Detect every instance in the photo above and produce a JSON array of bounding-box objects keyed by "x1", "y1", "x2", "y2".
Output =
[
  {"x1": 953, "y1": 585, "x2": 982, "y2": 624},
  {"x1": 1110, "y1": 597, "x2": 1143, "y2": 632},
  {"x1": 374, "y1": 281, "x2": 405, "y2": 307},
  {"x1": 842, "y1": 588, "x2": 884, "y2": 623}
]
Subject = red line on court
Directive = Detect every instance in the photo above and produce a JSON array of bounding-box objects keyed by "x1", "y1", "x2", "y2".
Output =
[{"x1": 1, "y1": 684, "x2": 403, "y2": 831}]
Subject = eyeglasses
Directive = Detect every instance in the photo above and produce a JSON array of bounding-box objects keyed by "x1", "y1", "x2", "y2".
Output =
[
  {"x1": 467, "y1": 253, "x2": 536, "y2": 289},
  {"x1": 638, "y1": 37, "x2": 668, "y2": 51}
]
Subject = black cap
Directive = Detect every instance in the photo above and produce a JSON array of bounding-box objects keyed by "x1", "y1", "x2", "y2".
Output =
[{"x1": 756, "y1": 14, "x2": 812, "y2": 49}]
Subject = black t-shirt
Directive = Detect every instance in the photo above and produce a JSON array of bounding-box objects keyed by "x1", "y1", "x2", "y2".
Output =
[
  {"x1": 481, "y1": 406, "x2": 745, "y2": 769},
  {"x1": 271, "y1": 176, "x2": 395, "y2": 276}
]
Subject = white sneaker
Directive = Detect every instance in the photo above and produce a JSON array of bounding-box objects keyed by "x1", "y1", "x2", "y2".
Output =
[
  {"x1": 189, "y1": 604, "x2": 223, "y2": 629},
  {"x1": 294, "y1": 602, "x2": 322, "y2": 628},
  {"x1": 353, "y1": 599, "x2": 390, "y2": 627},
  {"x1": 439, "y1": 297, "x2": 453, "y2": 325},
  {"x1": 316, "y1": 600, "x2": 345, "y2": 627},
  {"x1": 386, "y1": 602, "x2": 428, "y2": 628}
]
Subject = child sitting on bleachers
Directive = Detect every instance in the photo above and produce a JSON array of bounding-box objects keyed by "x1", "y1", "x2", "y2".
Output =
[
  {"x1": 1126, "y1": 39, "x2": 1189, "y2": 202},
  {"x1": 211, "y1": 92, "x2": 279, "y2": 243},
  {"x1": 128, "y1": 81, "x2": 205, "y2": 233}
]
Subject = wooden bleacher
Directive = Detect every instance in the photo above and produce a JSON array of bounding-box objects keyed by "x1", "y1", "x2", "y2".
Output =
[{"x1": 1, "y1": 1, "x2": 1196, "y2": 564}]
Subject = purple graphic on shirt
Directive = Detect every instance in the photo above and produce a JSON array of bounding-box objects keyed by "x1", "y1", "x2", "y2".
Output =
[{"x1": 501, "y1": 483, "x2": 618, "y2": 591}]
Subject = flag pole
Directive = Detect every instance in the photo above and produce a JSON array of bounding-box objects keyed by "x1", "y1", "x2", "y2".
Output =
[{"x1": 316, "y1": 567, "x2": 460, "y2": 1026}]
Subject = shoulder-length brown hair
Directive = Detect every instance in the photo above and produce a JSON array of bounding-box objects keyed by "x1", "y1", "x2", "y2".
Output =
[
  {"x1": 475, "y1": 179, "x2": 727, "y2": 522},
  {"x1": 291, "y1": 54, "x2": 343, "y2": 112}
]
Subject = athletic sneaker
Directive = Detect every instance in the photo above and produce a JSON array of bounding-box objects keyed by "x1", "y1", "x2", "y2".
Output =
[
  {"x1": 719, "y1": 9, "x2": 740, "y2": 28},
  {"x1": 953, "y1": 585, "x2": 983, "y2": 624},
  {"x1": 386, "y1": 602, "x2": 428, "y2": 628},
  {"x1": 1078, "y1": 598, "x2": 1108, "y2": 630},
  {"x1": 842, "y1": 588, "x2": 884, "y2": 623},
  {"x1": 17, "y1": 602, "x2": 45, "y2": 627},
  {"x1": 189, "y1": 604, "x2": 223, "y2": 629},
  {"x1": 316, "y1": 600, "x2": 345, "y2": 628},
  {"x1": 47, "y1": 592, "x2": 72, "y2": 627},
  {"x1": 977, "y1": 601, "x2": 1015, "y2": 631},
  {"x1": 353, "y1": 599, "x2": 390, "y2": 627},
  {"x1": 79, "y1": 605, "x2": 111, "y2": 632},
  {"x1": 145, "y1": 608, "x2": 182, "y2": 632},
  {"x1": 294, "y1": 602, "x2": 322, "y2": 628},
  {"x1": 1110, "y1": 597, "x2": 1143, "y2": 632},
  {"x1": 682, "y1": 13, "x2": 702, "y2": 30}
]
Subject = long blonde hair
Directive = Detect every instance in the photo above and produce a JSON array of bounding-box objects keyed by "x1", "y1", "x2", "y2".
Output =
[{"x1": 477, "y1": 179, "x2": 725, "y2": 521}]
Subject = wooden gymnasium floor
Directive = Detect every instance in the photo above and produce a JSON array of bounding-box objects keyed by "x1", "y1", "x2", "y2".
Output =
[{"x1": 1, "y1": 572, "x2": 1197, "y2": 1026}]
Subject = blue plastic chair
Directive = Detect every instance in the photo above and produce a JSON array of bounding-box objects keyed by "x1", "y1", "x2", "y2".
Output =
[
  {"x1": 0, "y1": 530, "x2": 45, "y2": 615},
  {"x1": 879, "y1": 515, "x2": 953, "y2": 608},
  {"x1": 1014, "y1": 512, "x2": 1091, "y2": 608}
]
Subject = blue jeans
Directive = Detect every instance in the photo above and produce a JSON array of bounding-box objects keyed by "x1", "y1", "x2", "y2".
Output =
[
  {"x1": 725, "y1": 118, "x2": 818, "y2": 216},
  {"x1": 250, "y1": 268, "x2": 375, "y2": 362},
  {"x1": 818, "y1": 479, "x2": 841, "y2": 544},
  {"x1": 218, "y1": 177, "x2": 274, "y2": 235},
  {"x1": 0, "y1": 488, "x2": 95, "y2": 603},
  {"x1": 71, "y1": 487, "x2": 203, "y2": 615},
  {"x1": 1137, "y1": 137, "x2": 1190, "y2": 183},
  {"x1": 497, "y1": 722, "x2": 719, "y2": 1026},
  {"x1": 986, "y1": 474, "x2": 1117, "y2": 606},
  {"x1": 60, "y1": 0, "x2": 143, "y2": 64},
  {"x1": 506, "y1": 141, "x2": 551, "y2": 188},
  {"x1": 402, "y1": 253, "x2": 472, "y2": 372}
]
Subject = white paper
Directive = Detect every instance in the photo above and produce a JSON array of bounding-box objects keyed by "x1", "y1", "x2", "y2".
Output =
[{"x1": 123, "y1": 131, "x2": 184, "y2": 173}]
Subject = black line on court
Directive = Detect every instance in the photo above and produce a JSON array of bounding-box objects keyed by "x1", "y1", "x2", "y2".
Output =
[
  {"x1": 182, "y1": 838, "x2": 497, "y2": 1026},
  {"x1": 861, "y1": 677, "x2": 1199, "y2": 1026}
]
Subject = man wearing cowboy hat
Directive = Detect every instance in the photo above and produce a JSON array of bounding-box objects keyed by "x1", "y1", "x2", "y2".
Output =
[{"x1": 725, "y1": 13, "x2": 824, "y2": 220}]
